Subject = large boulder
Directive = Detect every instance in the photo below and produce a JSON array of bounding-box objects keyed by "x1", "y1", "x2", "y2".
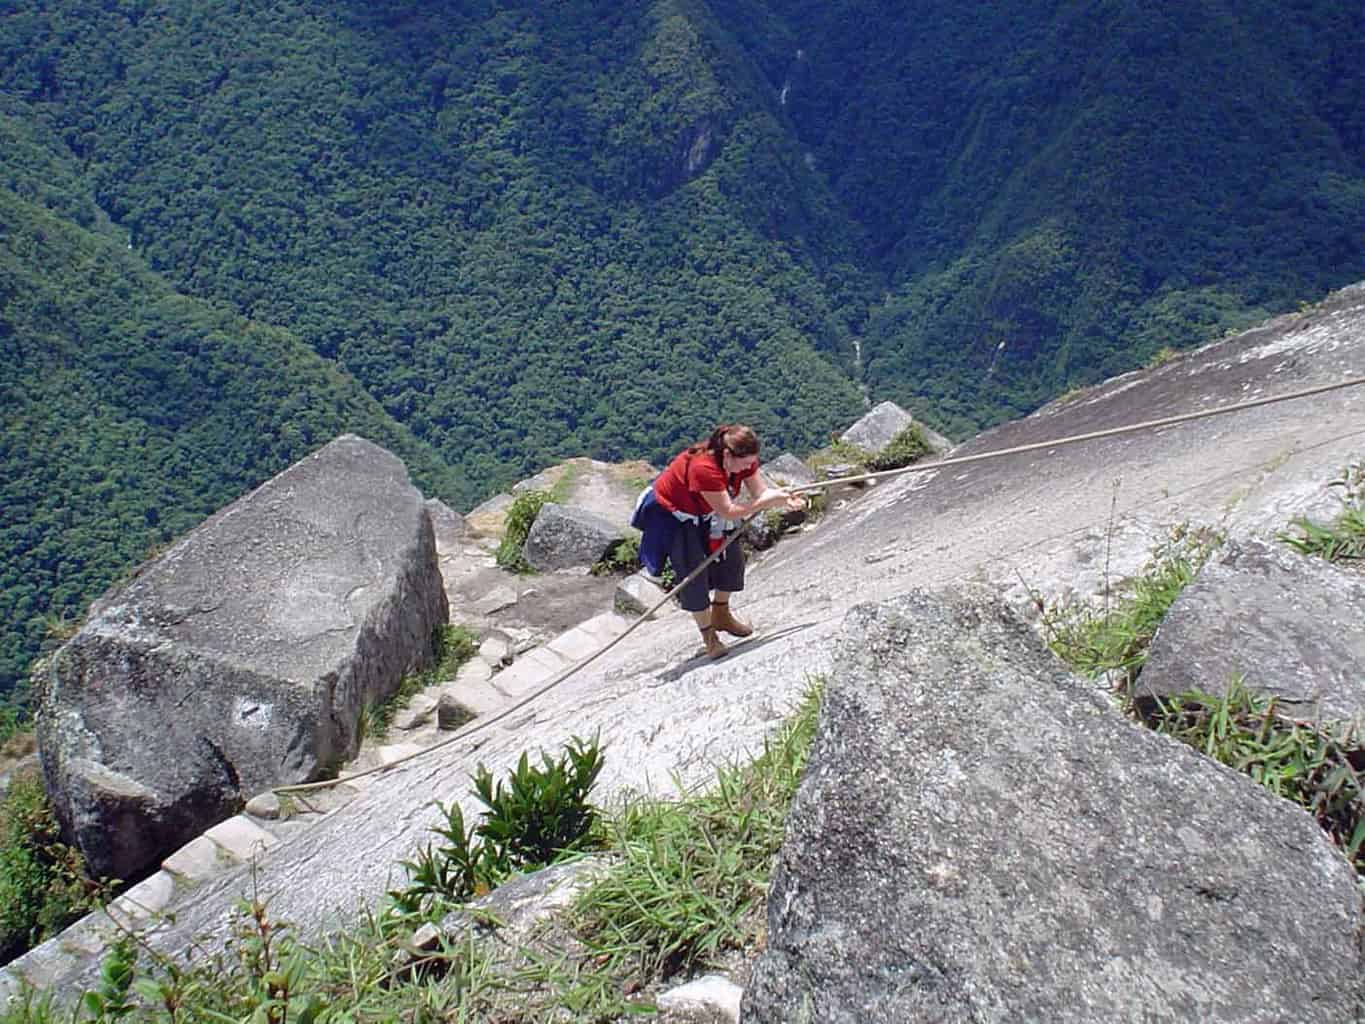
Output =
[
  {"x1": 1135, "y1": 540, "x2": 1365, "y2": 722},
  {"x1": 840, "y1": 400, "x2": 953, "y2": 456},
  {"x1": 521, "y1": 503, "x2": 625, "y2": 572},
  {"x1": 743, "y1": 589, "x2": 1362, "y2": 1024},
  {"x1": 37, "y1": 435, "x2": 449, "y2": 882}
]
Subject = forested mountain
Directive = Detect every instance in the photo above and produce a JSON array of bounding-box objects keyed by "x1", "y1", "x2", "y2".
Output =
[
  {"x1": 2, "y1": 0, "x2": 1362, "y2": 698},
  {"x1": 720, "y1": 0, "x2": 1365, "y2": 432},
  {"x1": 0, "y1": 111, "x2": 463, "y2": 695}
]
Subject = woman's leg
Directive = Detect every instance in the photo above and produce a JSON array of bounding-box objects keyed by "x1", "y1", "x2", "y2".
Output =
[
  {"x1": 671, "y1": 523, "x2": 728, "y2": 657},
  {"x1": 710, "y1": 541, "x2": 752, "y2": 637}
]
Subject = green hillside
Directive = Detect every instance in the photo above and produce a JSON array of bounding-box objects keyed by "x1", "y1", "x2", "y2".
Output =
[
  {"x1": 0, "y1": 0, "x2": 869, "y2": 470},
  {"x1": 0, "y1": 113, "x2": 463, "y2": 695},
  {"x1": 724, "y1": 0, "x2": 1364, "y2": 435}
]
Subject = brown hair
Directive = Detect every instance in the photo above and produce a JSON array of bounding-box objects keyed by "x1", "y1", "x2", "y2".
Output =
[{"x1": 687, "y1": 423, "x2": 760, "y2": 463}]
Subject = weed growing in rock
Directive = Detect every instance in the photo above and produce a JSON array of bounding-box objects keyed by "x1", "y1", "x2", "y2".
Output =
[
  {"x1": 573, "y1": 682, "x2": 821, "y2": 980},
  {"x1": 361, "y1": 625, "x2": 479, "y2": 742},
  {"x1": 1043, "y1": 524, "x2": 1222, "y2": 689},
  {"x1": 392, "y1": 736, "x2": 605, "y2": 915},
  {"x1": 1142, "y1": 678, "x2": 1365, "y2": 871},
  {"x1": 590, "y1": 532, "x2": 641, "y2": 576},
  {"x1": 862, "y1": 425, "x2": 933, "y2": 472},
  {"x1": 496, "y1": 490, "x2": 551, "y2": 573},
  {"x1": 1279, "y1": 463, "x2": 1365, "y2": 563}
]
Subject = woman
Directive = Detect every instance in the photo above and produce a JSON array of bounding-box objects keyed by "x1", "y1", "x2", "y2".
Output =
[{"x1": 633, "y1": 424, "x2": 805, "y2": 658}]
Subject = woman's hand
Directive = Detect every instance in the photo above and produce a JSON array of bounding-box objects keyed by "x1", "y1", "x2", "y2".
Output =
[
  {"x1": 784, "y1": 493, "x2": 807, "y2": 512},
  {"x1": 759, "y1": 488, "x2": 795, "y2": 511}
]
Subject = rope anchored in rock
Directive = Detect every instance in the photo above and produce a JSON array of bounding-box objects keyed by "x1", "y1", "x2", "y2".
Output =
[{"x1": 274, "y1": 373, "x2": 1365, "y2": 795}]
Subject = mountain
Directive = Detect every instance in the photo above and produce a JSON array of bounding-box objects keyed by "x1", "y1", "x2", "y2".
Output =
[
  {"x1": 719, "y1": 0, "x2": 1365, "y2": 435},
  {"x1": 2, "y1": 0, "x2": 1363, "y2": 695},
  {"x1": 0, "y1": 111, "x2": 461, "y2": 694}
]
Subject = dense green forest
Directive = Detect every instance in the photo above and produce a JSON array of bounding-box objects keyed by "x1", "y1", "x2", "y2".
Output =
[
  {"x1": 0, "y1": 112, "x2": 464, "y2": 695},
  {"x1": 2, "y1": 0, "x2": 1362, "y2": 697},
  {"x1": 719, "y1": 0, "x2": 1365, "y2": 432}
]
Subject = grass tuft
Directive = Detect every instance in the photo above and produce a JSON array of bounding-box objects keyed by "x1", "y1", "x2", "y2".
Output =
[
  {"x1": 1043, "y1": 523, "x2": 1222, "y2": 688},
  {"x1": 1279, "y1": 463, "x2": 1365, "y2": 563}
]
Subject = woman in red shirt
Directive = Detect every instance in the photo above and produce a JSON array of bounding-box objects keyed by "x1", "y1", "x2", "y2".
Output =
[{"x1": 646, "y1": 424, "x2": 805, "y2": 658}]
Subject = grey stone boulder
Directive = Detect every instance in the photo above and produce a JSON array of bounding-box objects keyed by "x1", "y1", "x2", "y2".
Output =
[
  {"x1": 763, "y1": 453, "x2": 816, "y2": 489},
  {"x1": 521, "y1": 503, "x2": 625, "y2": 572},
  {"x1": 840, "y1": 399, "x2": 953, "y2": 456},
  {"x1": 1135, "y1": 540, "x2": 1365, "y2": 723},
  {"x1": 36, "y1": 435, "x2": 448, "y2": 882},
  {"x1": 743, "y1": 588, "x2": 1362, "y2": 1024},
  {"x1": 424, "y1": 498, "x2": 465, "y2": 545}
]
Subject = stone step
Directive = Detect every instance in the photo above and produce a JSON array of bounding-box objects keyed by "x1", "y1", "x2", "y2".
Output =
[{"x1": 492, "y1": 645, "x2": 573, "y2": 698}]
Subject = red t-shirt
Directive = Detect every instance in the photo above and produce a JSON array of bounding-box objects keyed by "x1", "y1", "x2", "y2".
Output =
[{"x1": 653, "y1": 449, "x2": 758, "y2": 518}]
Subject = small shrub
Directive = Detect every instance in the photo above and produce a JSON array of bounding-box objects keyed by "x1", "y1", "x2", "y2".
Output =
[
  {"x1": 591, "y1": 532, "x2": 641, "y2": 576},
  {"x1": 806, "y1": 440, "x2": 870, "y2": 478},
  {"x1": 1145, "y1": 346, "x2": 1179, "y2": 368},
  {"x1": 392, "y1": 736, "x2": 605, "y2": 915},
  {"x1": 862, "y1": 425, "x2": 933, "y2": 472},
  {"x1": 0, "y1": 771, "x2": 101, "y2": 964},
  {"x1": 1279, "y1": 464, "x2": 1365, "y2": 563},
  {"x1": 495, "y1": 490, "x2": 551, "y2": 572},
  {"x1": 761, "y1": 507, "x2": 786, "y2": 540}
]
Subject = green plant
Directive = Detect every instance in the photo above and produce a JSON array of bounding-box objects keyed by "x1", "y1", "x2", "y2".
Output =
[
  {"x1": 80, "y1": 936, "x2": 137, "y2": 1022},
  {"x1": 0, "y1": 770, "x2": 104, "y2": 964},
  {"x1": 1145, "y1": 346, "x2": 1179, "y2": 368},
  {"x1": 432, "y1": 624, "x2": 479, "y2": 679},
  {"x1": 393, "y1": 736, "x2": 605, "y2": 915},
  {"x1": 495, "y1": 490, "x2": 552, "y2": 573},
  {"x1": 591, "y1": 532, "x2": 642, "y2": 576},
  {"x1": 1279, "y1": 464, "x2": 1365, "y2": 562},
  {"x1": 862, "y1": 425, "x2": 933, "y2": 472},
  {"x1": 363, "y1": 625, "x2": 480, "y2": 742},
  {"x1": 574, "y1": 683, "x2": 821, "y2": 978},
  {"x1": 806, "y1": 440, "x2": 872, "y2": 478},
  {"x1": 1044, "y1": 524, "x2": 1222, "y2": 687},
  {"x1": 1143, "y1": 678, "x2": 1365, "y2": 871}
]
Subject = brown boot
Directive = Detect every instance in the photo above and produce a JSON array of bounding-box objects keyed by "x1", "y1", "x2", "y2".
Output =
[
  {"x1": 711, "y1": 600, "x2": 753, "y2": 638},
  {"x1": 698, "y1": 625, "x2": 730, "y2": 659}
]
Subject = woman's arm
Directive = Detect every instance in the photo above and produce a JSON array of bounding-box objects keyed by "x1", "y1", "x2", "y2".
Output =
[
  {"x1": 701, "y1": 479, "x2": 792, "y2": 519},
  {"x1": 743, "y1": 469, "x2": 806, "y2": 512}
]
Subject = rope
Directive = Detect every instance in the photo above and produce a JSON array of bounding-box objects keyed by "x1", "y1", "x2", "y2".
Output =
[{"x1": 274, "y1": 373, "x2": 1365, "y2": 795}]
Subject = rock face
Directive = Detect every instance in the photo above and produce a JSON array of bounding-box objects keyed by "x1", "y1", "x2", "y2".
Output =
[
  {"x1": 522, "y1": 503, "x2": 624, "y2": 572},
  {"x1": 763, "y1": 453, "x2": 816, "y2": 489},
  {"x1": 36, "y1": 435, "x2": 448, "y2": 882},
  {"x1": 840, "y1": 400, "x2": 953, "y2": 455},
  {"x1": 743, "y1": 589, "x2": 1363, "y2": 1024},
  {"x1": 1135, "y1": 540, "x2": 1365, "y2": 722}
]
